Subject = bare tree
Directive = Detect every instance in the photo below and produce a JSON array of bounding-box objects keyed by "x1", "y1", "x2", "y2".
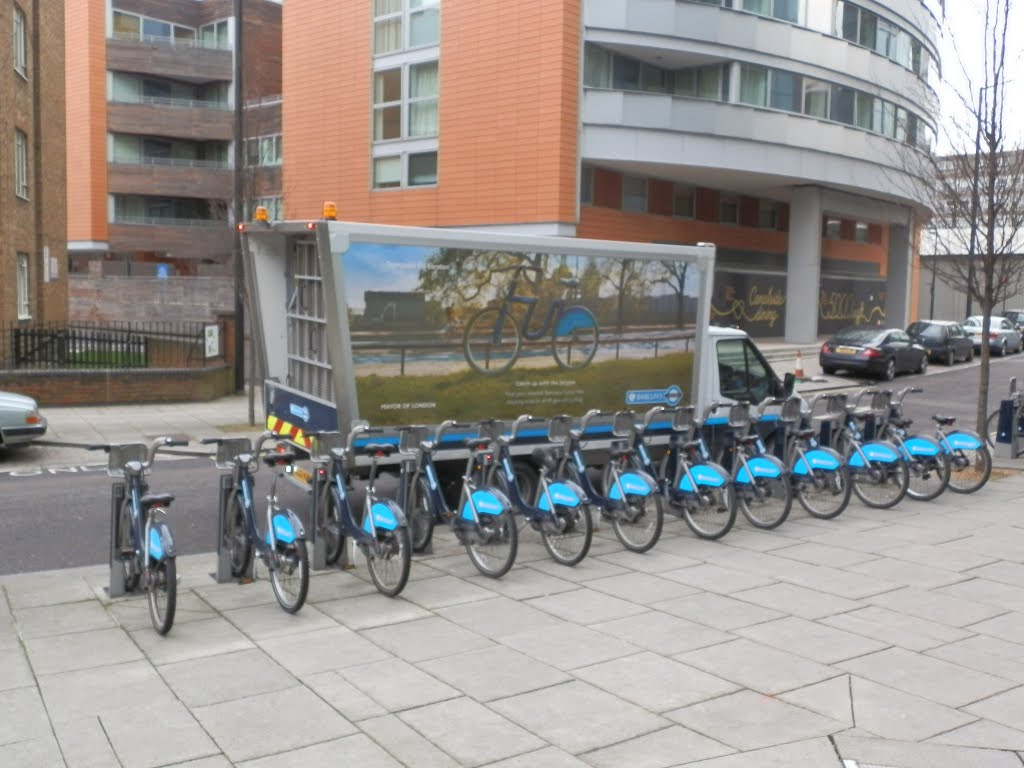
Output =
[{"x1": 916, "y1": 0, "x2": 1024, "y2": 430}]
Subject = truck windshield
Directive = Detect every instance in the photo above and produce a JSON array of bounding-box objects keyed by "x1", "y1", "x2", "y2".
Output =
[{"x1": 717, "y1": 337, "x2": 777, "y2": 403}]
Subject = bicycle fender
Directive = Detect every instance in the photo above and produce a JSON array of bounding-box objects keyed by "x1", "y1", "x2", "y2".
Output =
[
  {"x1": 363, "y1": 499, "x2": 406, "y2": 533},
  {"x1": 678, "y1": 463, "x2": 727, "y2": 491},
  {"x1": 944, "y1": 430, "x2": 983, "y2": 451},
  {"x1": 148, "y1": 522, "x2": 175, "y2": 560},
  {"x1": 792, "y1": 448, "x2": 842, "y2": 476},
  {"x1": 461, "y1": 488, "x2": 509, "y2": 520},
  {"x1": 608, "y1": 470, "x2": 656, "y2": 500},
  {"x1": 267, "y1": 509, "x2": 305, "y2": 545},
  {"x1": 736, "y1": 455, "x2": 785, "y2": 484},
  {"x1": 901, "y1": 435, "x2": 942, "y2": 458},
  {"x1": 538, "y1": 480, "x2": 583, "y2": 511},
  {"x1": 554, "y1": 306, "x2": 597, "y2": 336},
  {"x1": 848, "y1": 441, "x2": 900, "y2": 467}
]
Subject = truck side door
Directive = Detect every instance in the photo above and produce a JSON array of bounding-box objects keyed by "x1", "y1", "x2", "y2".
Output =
[{"x1": 716, "y1": 337, "x2": 782, "y2": 405}]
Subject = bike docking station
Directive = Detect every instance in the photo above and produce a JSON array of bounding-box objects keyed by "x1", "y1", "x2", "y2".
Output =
[
  {"x1": 107, "y1": 475, "x2": 129, "y2": 598},
  {"x1": 995, "y1": 377, "x2": 1024, "y2": 459},
  {"x1": 213, "y1": 438, "x2": 254, "y2": 584},
  {"x1": 306, "y1": 431, "x2": 354, "y2": 571}
]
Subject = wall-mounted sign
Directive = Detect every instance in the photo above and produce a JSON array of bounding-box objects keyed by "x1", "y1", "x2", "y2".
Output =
[{"x1": 711, "y1": 273, "x2": 787, "y2": 336}]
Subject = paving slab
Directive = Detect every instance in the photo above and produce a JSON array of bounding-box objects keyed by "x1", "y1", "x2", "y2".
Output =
[
  {"x1": 928, "y1": 719, "x2": 1024, "y2": 752},
  {"x1": 594, "y1": 548, "x2": 702, "y2": 574},
  {"x1": 37, "y1": 660, "x2": 176, "y2": 724},
  {"x1": 834, "y1": 733, "x2": 1023, "y2": 768},
  {"x1": 581, "y1": 724, "x2": 735, "y2": 768},
  {"x1": 525, "y1": 586, "x2": 649, "y2": 625},
  {"x1": 821, "y1": 605, "x2": 974, "y2": 652},
  {"x1": 260, "y1": 625, "x2": 393, "y2": 674},
  {"x1": 99, "y1": 698, "x2": 219, "y2": 768},
  {"x1": 339, "y1": 657, "x2": 459, "y2": 712},
  {"x1": 582, "y1": 571, "x2": 699, "y2": 604},
  {"x1": 926, "y1": 636, "x2": 1024, "y2": 684},
  {"x1": 158, "y1": 648, "x2": 298, "y2": 708},
  {"x1": 729, "y1": 582, "x2": 860, "y2": 620},
  {"x1": 12, "y1": 601, "x2": 115, "y2": 639},
  {"x1": 525, "y1": 557, "x2": 630, "y2": 583},
  {"x1": 417, "y1": 644, "x2": 570, "y2": 702},
  {"x1": 573, "y1": 651, "x2": 739, "y2": 712},
  {"x1": 192, "y1": 684, "x2": 357, "y2": 763},
  {"x1": 837, "y1": 647, "x2": 1017, "y2": 708},
  {"x1": 968, "y1": 611, "x2": 1024, "y2": 644},
  {"x1": 778, "y1": 675, "x2": 854, "y2": 726},
  {"x1": 24, "y1": 626, "x2": 143, "y2": 675},
  {"x1": 652, "y1": 592, "x2": 784, "y2": 631},
  {"x1": 734, "y1": 616, "x2": 889, "y2": 664},
  {"x1": 0, "y1": 736, "x2": 64, "y2": 768},
  {"x1": 489, "y1": 680, "x2": 666, "y2": 755},
  {"x1": 781, "y1": 564, "x2": 899, "y2": 600},
  {"x1": 879, "y1": 542, "x2": 1001, "y2": 573},
  {"x1": 360, "y1": 616, "x2": 491, "y2": 664},
  {"x1": 590, "y1": 611, "x2": 733, "y2": 655},
  {"x1": 842, "y1": 557, "x2": 969, "y2": 589},
  {"x1": 317, "y1": 592, "x2": 433, "y2": 630},
  {"x1": 934, "y1": 578, "x2": 1024, "y2": 613},
  {"x1": 237, "y1": 733, "x2": 403, "y2": 768},
  {"x1": 676, "y1": 737, "x2": 843, "y2": 767},
  {"x1": 846, "y1": 676, "x2": 978, "y2": 741},
  {"x1": 399, "y1": 575, "x2": 501, "y2": 611},
  {"x1": 398, "y1": 696, "x2": 545, "y2": 767},
  {"x1": 658, "y1": 563, "x2": 777, "y2": 595},
  {"x1": 131, "y1": 616, "x2": 254, "y2": 666},
  {"x1": 222, "y1": 602, "x2": 338, "y2": 640},
  {"x1": 965, "y1": 686, "x2": 1024, "y2": 732},
  {"x1": 966, "y1": 561, "x2": 1024, "y2": 588},
  {"x1": 51, "y1": 716, "x2": 119, "y2": 768},
  {"x1": 0, "y1": 686, "x2": 53, "y2": 747},
  {"x1": 664, "y1": 689, "x2": 845, "y2": 751},
  {"x1": 675, "y1": 638, "x2": 840, "y2": 695},
  {"x1": 435, "y1": 596, "x2": 566, "y2": 640},
  {"x1": 359, "y1": 713, "x2": 461, "y2": 768},
  {"x1": 301, "y1": 671, "x2": 388, "y2": 722},
  {"x1": 1, "y1": 570, "x2": 96, "y2": 610},
  {"x1": 463, "y1": 567, "x2": 578, "y2": 601},
  {"x1": 0, "y1": 643, "x2": 34, "y2": 692},
  {"x1": 471, "y1": 745, "x2": 590, "y2": 767},
  {"x1": 497, "y1": 621, "x2": 639, "y2": 671},
  {"x1": 770, "y1": 542, "x2": 880, "y2": 568}
]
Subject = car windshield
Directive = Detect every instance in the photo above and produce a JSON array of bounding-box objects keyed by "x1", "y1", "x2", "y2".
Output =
[
  {"x1": 966, "y1": 316, "x2": 1009, "y2": 329},
  {"x1": 834, "y1": 328, "x2": 886, "y2": 345},
  {"x1": 907, "y1": 322, "x2": 944, "y2": 340}
]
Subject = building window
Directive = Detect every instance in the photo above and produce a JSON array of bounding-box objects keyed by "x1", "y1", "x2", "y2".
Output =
[
  {"x1": 720, "y1": 195, "x2": 739, "y2": 224},
  {"x1": 622, "y1": 176, "x2": 647, "y2": 212},
  {"x1": 408, "y1": 61, "x2": 439, "y2": 136},
  {"x1": 673, "y1": 184, "x2": 695, "y2": 218},
  {"x1": 374, "y1": 0, "x2": 439, "y2": 55},
  {"x1": 854, "y1": 222, "x2": 870, "y2": 243},
  {"x1": 17, "y1": 253, "x2": 30, "y2": 319},
  {"x1": 580, "y1": 166, "x2": 594, "y2": 205},
  {"x1": 823, "y1": 217, "x2": 841, "y2": 239},
  {"x1": 14, "y1": 129, "x2": 29, "y2": 199},
  {"x1": 373, "y1": 151, "x2": 437, "y2": 189},
  {"x1": 758, "y1": 200, "x2": 778, "y2": 229},
  {"x1": 739, "y1": 64, "x2": 769, "y2": 106},
  {"x1": 835, "y1": 2, "x2": 930, "y2": 79},
  {"x1": 200, "y1": 20, "x2": 230, "y2": 49},
  {"x1": 742, "y1": 0, "x2": 799, "y2": 23},
  {"x1": 252, "y1": 197, "x2": 283, "y2": 221},
  {"x1": 374, "y1": 62, "x2": 439, "y2": 141},
  {"x1": 13, "y1": 4, "x2": 27, "y2": 76},
  {"x1": 245, "y1": 134, "x2": 282, "y2": 167},
  {"x1": 803, "y1": 79, "x2": 829, "y2": 118}
]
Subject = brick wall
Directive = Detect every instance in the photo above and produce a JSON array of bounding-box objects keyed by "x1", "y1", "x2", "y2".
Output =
[
  {"x1": 69, "y1": 276, "x2": 235, "y2": 323},
  {"x1": 0, "y1": 367, "x2": 236, "y2": 406}
]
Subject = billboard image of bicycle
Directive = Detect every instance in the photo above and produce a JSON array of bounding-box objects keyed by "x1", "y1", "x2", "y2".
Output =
[{"x1": 338, "y1": 241, "x2": 703, "y2": 425}]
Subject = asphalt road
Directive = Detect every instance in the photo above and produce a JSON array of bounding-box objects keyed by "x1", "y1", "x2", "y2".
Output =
[{"x1": 1, "y1": 352, "x2": 1023, "y2": 576}]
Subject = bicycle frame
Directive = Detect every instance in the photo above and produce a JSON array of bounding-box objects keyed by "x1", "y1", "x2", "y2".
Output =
[
  {"x1": 564, "y1": 410, "x2": 657, "y2": 509},
  {"x1": 714, "y1": 402, "x2": 787, "y2": 487},
  {"x1": 492, "y1": 265, "x2": 568, "y2": 342},
  {"x1": 230, "y1": 435, "x2": 306, "y2": 562}
]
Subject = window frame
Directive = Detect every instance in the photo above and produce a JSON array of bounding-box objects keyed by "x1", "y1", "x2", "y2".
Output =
[
  {"x1": 372, "y1": 150, "x2": 438, "y2": 190},
  {"x1": 13, "y1": 4, "x2": 27, "y2": 77},
  {"x1": 373, "y1": 0, "x2": 439, "y2": 56},
  {"x1": 17, "y1": 252, "x2": 31, "y2": 320},
  {"x1": 14, "y1": 129, "x2": 29, "y2": 200}
]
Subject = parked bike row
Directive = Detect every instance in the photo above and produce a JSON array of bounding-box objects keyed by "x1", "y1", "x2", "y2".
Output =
[{"x1": 95, "y1": 385, "x2": 991, "y2": 636}]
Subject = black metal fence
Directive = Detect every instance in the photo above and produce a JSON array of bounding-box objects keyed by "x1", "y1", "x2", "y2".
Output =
[{"x1": 0, "y1": 320, "x2": 224, "y2": 370}]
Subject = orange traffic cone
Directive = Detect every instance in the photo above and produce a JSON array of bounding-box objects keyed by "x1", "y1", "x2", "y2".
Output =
[{"x1": 794, "y1": 350, "x2": 805, "y2": 379}]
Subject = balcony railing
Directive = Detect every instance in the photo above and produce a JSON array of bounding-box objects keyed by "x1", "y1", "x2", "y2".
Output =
[
  {"x1": 111, "y1": 216, "x2": 227, "y2": 228},
  {"x1": 109, "y1": 31, "x2": 231, "y2": 51},
  {"x1": 110, "y1": 157, "x2": 232, "y2": 170},
  {"x1": 109, "y1": 95, "x2": 231, "y2": 111}
]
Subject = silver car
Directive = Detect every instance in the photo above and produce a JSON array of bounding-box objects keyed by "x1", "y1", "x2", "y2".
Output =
[
  {"x1": 963, "y1": 315, "x2": 1023, "y2": 356},
  {"x1": 0, "y1": 390, "x2": 47, "y2": 448}
]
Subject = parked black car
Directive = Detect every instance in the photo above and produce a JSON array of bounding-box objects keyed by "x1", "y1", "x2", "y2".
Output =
[
  {"x1": 820, "y1": 326, "x2": 928, "y2": 380},
  {"x1": 906, "y1": 320, "x2": 974, "y2": 365},
  {"x1": 1003, "y1": 309, "x2": 1024, "y2": 331}
]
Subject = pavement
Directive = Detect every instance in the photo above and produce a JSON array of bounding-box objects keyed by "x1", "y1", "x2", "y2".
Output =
[{"x1": 4, "y1": 365, "x2": 1024, "y2": 767}]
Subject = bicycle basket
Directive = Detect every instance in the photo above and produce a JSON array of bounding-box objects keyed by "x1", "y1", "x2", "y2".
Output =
[
  {"x1": 727, "y1": 402, "x2": 751, "y2": 429},
  {"x1": 869, "y1": 391, "x2": 891, "y2": 414},
  {"x1": 671, "y1": 407, "x2": 695, "y2": 434},
  {"x1": 106, "y1": 444, "x2": 148, "y2": 477},
  {"x1": 612, "y1": 410, "x2": 636, "y2": 438},
  {"x1": 214, "y1": 437, "x2": 254, "y2": 470},
  {"x1": 398, "y1": 425, "x2": 430, "y2": 454},
  {"x1": 780, "y1": 397, "x2": 803, "y2": 423},
  {"x1": 309, "y1": 432, "x2": 344, "y2": 463},
  {"x1": 547, "y1": 415, "x2": 574, "y2": 443},
  {"x1": 477, "y1": 419, "x2": 506, "y2": 442}
]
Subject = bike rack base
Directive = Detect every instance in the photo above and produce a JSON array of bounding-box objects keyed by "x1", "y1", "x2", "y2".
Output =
[
  {"x1": 309, "y1": 472, "x2": 350, "y2": 571},
  {"x1": 214, "y1": 474, "x2": 237, "y2": 583},
  {"x1": 107, "y1": 482, "x2": 127, "y2": 598}
]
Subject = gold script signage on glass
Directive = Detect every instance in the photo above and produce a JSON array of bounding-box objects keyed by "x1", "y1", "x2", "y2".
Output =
[{"x1": 711, "y1": 274, "x2": 787, "y2": 336}]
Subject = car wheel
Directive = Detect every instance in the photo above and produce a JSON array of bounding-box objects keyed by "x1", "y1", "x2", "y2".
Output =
[
  {"x1": 882, "y1": 358, "x2": 896, "y2": 381},
  {"x1": 918, "y1": 355, "x2": 928, "y2": 374},
  {"x1": 946, "y1": 346, "x2": 956, "y2": 365},
  {"x1": 822, "y1": 366, "x2": 837, "y2": 375},
  {"x1": 968, "y1": 347, "x2": 975, "y2": 361},
  {"x1": 1000, "y1": 340, "x2": 1008, "y2": 357}
]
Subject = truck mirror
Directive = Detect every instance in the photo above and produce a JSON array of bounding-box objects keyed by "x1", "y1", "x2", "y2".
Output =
[{"x1": 783, "y1": 372, "x2": 795, "y2": 397}]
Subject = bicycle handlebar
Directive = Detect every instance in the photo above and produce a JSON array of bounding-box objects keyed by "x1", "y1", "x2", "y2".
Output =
[
  {"x1": 88, "y1": 435, "x2": 187, "y2": 470},
  {"x1": 753, "y1": 397, "x2": 786, "y2": 417}
]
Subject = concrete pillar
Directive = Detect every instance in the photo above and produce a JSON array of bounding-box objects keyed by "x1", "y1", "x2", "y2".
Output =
[
  {"x1": 887, "y1": 221, "x2": 912, "y2": 328},
  {"x1": 785, "y1": 186, "x2": 823, "y2": 343}
]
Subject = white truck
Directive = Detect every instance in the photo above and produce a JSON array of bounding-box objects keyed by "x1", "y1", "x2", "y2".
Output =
[{"x1": 241, "y1": 218, "x2": 792, "y2": 481}]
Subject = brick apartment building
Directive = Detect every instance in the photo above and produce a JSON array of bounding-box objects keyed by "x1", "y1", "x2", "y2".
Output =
[
  {"x1": 64, "y1": 0, "x2": 281, "y2": 284},
  {"x1": 281, "y1": 0, "x2": 942, "y2": 341},
  {"x1": 1, "y1": 0, "x2": 68, "y2": 325}
]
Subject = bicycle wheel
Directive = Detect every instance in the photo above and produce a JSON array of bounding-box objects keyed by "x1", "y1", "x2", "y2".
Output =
[
  {"x1": 849, "y1": 453, "x2": 910, "y2": 509},
  {"x1": 270, "y1": 539, "x2": 309, "y2": 614},
  {"x1": 225, "y1": 494, "x2": 253, "y2": 578},
  {"x1": 463, "y1": 307, "x2": 521, "y2": 375},
  {"x1": 985, "y1": 409, "x2": 1000, "y2": 448},
  {"x1": 946, "y1": 442, "x2": 992, "y2": 494},
  {"x1": 146, "y1": 556, "x2": 176, "y2": 636},
  {"x1": 406, "y1": 473, "x2": 436, "y2": 553},
  {"x1": 118, "y1": 500, "x2": 140, "y2": 592},
  {"x1": 611, "y1": 490, "x2": 664, "y2": 553},
  {"x1": 466, "y1": 509, "x2": 518, "y2": 578},
  {"x1": 682, "y1": 479, "x2": 736, "y2": 540},
  {"x1": 365, "y1": 526, "x2": 411, "y2": 597},
  {"x1": 735, "y1": 457, "x2": 792, "y2": 530},
  {"x1": 540, "y1": 502, "x2": 593, "y2": 566},
  {"x1": 322, "y1": 489, "x2": 345, "y2": 565},
  {"x1": 794, "y1": 467, "x2": 852, "y2": 520},
  {"x1": 551, "y1": 309, "x2": 599, "y2": 370},
  {"x1": 905, "y1": 447, "x2": 951, "y2": 502}
]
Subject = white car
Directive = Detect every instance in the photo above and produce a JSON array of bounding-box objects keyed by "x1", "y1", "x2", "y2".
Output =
[
  {"x1": 963, "y1": 316, "x2": 1023, "y2": 356},
  {"x1": 0, "y1": 390, "x2": 47, "y2": 448}
]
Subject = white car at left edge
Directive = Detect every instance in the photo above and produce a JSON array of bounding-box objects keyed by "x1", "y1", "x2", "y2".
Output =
[{"x1": 0, "y1": 390, "x2": 47, "y2": 448}]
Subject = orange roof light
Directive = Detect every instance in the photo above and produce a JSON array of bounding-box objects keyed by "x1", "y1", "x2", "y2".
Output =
[
  {"x1": 254, "y1": 205, "x2": 269, "y2": 223},
  {"x1": 322, "y1": 201, "x2": 337, "y2": 220}
]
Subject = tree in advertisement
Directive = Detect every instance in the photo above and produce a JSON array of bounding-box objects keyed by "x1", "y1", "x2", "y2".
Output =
[{"x1": 917, "y1": 0, "x2": 1024, "y2": 430}]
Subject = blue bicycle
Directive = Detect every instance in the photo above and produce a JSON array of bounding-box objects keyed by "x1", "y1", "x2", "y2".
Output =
[
  {"x1": 830, "y1": 391, "x2": 910, "y2": 509},
  {"x1": 485, "y1": 415, "x2": 594, "y2": 565},
  {"x1": 463, "y1": 263, "x2": 599, "y2": 374},
  {"x1": 309, "y1": 426, "x2": 411, "y2": 596}
]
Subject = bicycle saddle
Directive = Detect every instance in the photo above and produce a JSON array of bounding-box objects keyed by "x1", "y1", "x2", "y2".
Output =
[
  {"x1": 464, "y1": 437, "x2": 492, "y2": 451},
  {"x1": 262, "y1": 451, "x2": 297, "y2": 467},
  {"x1": 531, "y1": 447, "x2": 559, "y2": 470},
  {"x1": 794, "y1": 428, "x2": 817, "y2": 439},
  {"x1": 363, "y1": 443, "x2": 395, "y2": 457},
  {"x1": 932, "y1": 414, "x2": 956, "y2": 426},
  {"x1": 889, "y1": 417, "x2": 913, "y2": 429},
  {"x1": 140, "y1": 492, "x2": 174, "y2": 507},
  {"x1": 609, "y1": 445, "x2": 636, "y2": 460}
]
